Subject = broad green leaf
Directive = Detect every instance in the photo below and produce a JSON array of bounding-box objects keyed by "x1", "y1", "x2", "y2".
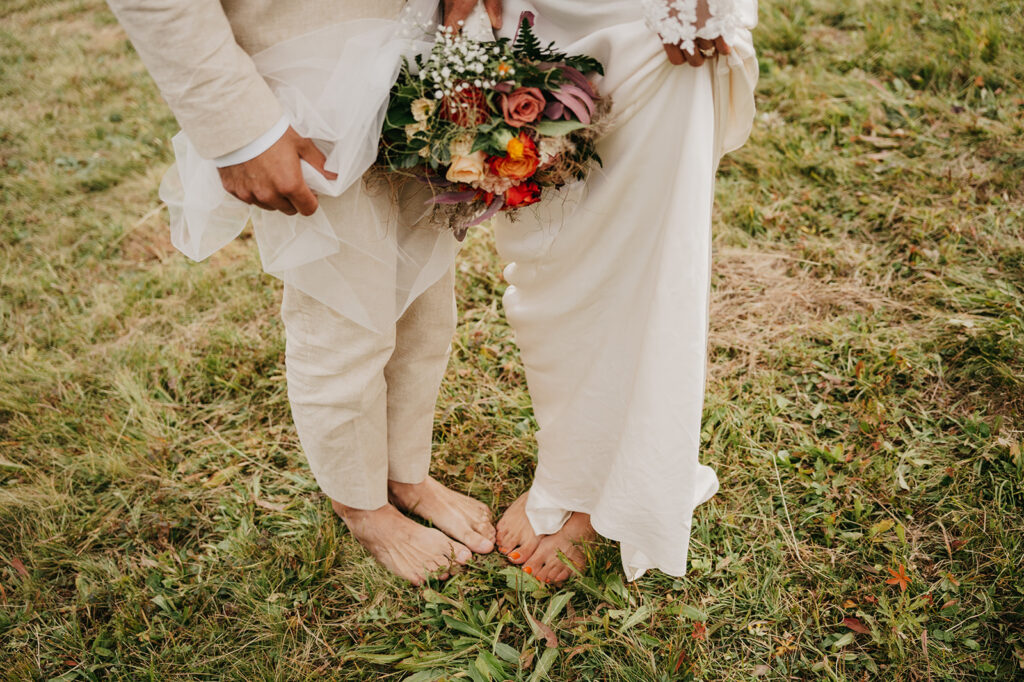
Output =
[
  {"x1": 493, "y1": 641, "x2": 520, "y2": 664},
  {"x1": 534, "y1": 119, "x2": 587, "y2": 137},
  {"x1": 528, "y1": 647, "x2": 559, "y2": 682}
]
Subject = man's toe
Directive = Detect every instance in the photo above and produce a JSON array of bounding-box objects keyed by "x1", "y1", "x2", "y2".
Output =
[
  {"x1": 465, "y1": 530, "x2": 494, "y2": 554},
  {"x1": 450, "y1": 542, "x2": 472, "y2": 564},
  {"x1": 473, "y1": 518, "x2": 497, "y2": 539}
]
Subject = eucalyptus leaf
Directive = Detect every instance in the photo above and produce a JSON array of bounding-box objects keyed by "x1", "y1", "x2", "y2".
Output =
[{"x1": 534, "y1": 119, "x2": 587, "y2": 137}]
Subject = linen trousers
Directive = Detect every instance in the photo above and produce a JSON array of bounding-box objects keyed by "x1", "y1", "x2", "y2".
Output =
[{"x1": 282, "y1": 266, "x2": 457, "y2": 510}]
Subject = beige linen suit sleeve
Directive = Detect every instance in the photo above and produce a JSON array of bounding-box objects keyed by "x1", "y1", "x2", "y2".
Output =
[{"x1": 107, "y1": 0, "x2": 284, "y2": 159}]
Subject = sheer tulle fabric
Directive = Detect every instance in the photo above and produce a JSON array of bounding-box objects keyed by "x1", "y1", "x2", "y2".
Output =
[
  {"x1": 159, "y1": 0, "x2": 459, "y2": 333},
  {"x1": 493, "y1": 0, "x2": 758, "y2": 580}
]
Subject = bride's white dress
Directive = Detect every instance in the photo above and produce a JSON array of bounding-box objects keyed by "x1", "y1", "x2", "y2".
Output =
[
  {"x1": 163, "y1": 0, "x2": 757, "y2": 580},
  {"x1": 493, "y1": 0, "x2": 758, "y2": 579}
]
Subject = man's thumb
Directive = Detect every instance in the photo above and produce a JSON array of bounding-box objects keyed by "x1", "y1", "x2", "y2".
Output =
[{"x1": 298, "y1": 139, "x2": 338, "y2": 180}]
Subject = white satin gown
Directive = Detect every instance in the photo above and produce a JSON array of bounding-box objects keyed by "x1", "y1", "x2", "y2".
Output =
[{"x1": 492, "y1": 0, "x2": 758, "y2": 579}]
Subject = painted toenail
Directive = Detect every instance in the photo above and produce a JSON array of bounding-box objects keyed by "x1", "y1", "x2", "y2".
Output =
[
  {"x1": 523, "y1": 566, "x2": 533, "y2": 574},
  {"x1": 510, "y1": 552, "x2": 521, "y2": 560}
]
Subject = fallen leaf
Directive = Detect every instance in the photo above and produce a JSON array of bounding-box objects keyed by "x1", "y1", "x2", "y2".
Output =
[
  {"x1": 527, "y1": 613, "x2": 558, "y2": 648},
  {"x1": 692, "y1": 621, "x2": 707, "y2": 641},
  {"x1": 843, "y1": 617, "x2": 870, "y2": 634},
  {"x1": 752, "y1": 664, "x2": 772, "y2": 677},
  {"x1": 10, "y1": 557, "x2": 28, "y2": 578},
  {"x1": 886, "y1": 563, "x2": 910, "y2": 592},
  {"x1": 255, "y1": 498, "x2": 287, "y2": 512},
  {"x1": 842, "y1": 599, "x2": 857, "y2": 609},
  {"x1": 773, "y1": 636, "x2": 797, "y2": 657},
  {"x1": 673, "y1": 650, "x2": 688, "y2": 674},
  {"x1": 869, "y1": 518, "x2": 894, "y2": 537}
]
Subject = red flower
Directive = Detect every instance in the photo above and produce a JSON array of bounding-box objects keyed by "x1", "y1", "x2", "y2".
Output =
[
  {"x1": 440, "y1": 85, "x2": 491, "y2": 127},
  {"x1": 504, "y1": 181, "x2": 541, "y2": 208}
]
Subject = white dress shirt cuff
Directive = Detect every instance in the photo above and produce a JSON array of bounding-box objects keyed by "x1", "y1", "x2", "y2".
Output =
[{"x1": 212, "y1": 114, "x2": 290, "y2": 168}]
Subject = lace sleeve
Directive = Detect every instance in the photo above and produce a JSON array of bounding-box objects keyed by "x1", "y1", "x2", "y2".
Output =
[{"x1": 640, "y1": 0, "x2": 743, "y2": 53}]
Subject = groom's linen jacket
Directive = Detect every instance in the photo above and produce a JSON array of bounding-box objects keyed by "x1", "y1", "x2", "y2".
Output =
[{"x1": 106, "y1": 0, "x2": 405, "y2": 159}]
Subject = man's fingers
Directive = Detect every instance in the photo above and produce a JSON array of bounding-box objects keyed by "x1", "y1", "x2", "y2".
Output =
[
  {"x1": 298, "y1": 140, "x2": 337, "y2": 180},
  {"x1": 715, "y1": 36, "x2": 731, "y2": 55},
  {"x1": 285, "y1": 183, "x2": 319, "y2": 217},
  {"x1": 483, "y1": 0, "x2": 503, "y2": 29},
  {"x1": 663, "y1": 43, "x2": 685, "y2": 66},
  {"x1": 254, "y1": 188, "x2": 299, "y2": 215}
]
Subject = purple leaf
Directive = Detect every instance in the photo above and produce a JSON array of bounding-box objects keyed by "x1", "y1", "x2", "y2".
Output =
[
  {"x1": 551, "y1": 86, "x2": 594, "y2": 124},
  {"x1": 461, "y1": 196, "x2": 505, "y2": 234},
  {"x1": 544, "y1": 101, "x2": 565, "y2": 119},
  {"x1": 513, "y1": 11, "x2": 536, "y2": 44},
  {"x1": 557, "y1": 65, "x2": 597, "y2": 98}
]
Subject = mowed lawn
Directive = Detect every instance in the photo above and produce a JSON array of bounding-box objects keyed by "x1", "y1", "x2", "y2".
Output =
[{"x1": 1, "y1": 0, "x2": 1022, "y2": 679}]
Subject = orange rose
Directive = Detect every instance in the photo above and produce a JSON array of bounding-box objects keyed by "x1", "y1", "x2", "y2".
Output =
[
  {"x1": 504, "y1": 181, "x2": 541, "y2": 208},
  {"x1": 489, "y1": 133, "x2": 539, "y2": 182}
]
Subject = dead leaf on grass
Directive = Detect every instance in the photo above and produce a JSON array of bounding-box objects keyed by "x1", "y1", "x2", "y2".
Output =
[
  {"x1": 843, "y1": 617, "x2": 871, "y2": 634},
  {"x1": 10, "y1": 557, "x2": 29, "y2": 578}
]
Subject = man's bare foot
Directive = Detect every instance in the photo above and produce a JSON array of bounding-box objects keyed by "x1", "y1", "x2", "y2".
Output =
[
  {"x1": 495, "y1": 492, "x2": 542, "y2": 565},
  {"x1": 522, "y1": 512, "x2": 595, "y2": 584},
  {"x1": 332, "y1": 500, "x2": 472, "y2": 585},
  {"x1": 388, "y1": 477, "x2": 496, "y2": 554}
]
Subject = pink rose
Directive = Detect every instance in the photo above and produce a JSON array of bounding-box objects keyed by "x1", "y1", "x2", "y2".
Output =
[{"x1": 501, "y1": 87, "x2": 546, "y2": 128}]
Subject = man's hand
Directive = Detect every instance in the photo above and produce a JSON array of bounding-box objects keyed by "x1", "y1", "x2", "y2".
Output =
[
  {"x1": 218, "y1": 126, "x2": 337, "y2": 216},
  {"x1": 443, "y1": 0, "x2": 502, "y2": 31},
  {"x1": 661, "y1": 0, "x2": 731, "y2": 67}
]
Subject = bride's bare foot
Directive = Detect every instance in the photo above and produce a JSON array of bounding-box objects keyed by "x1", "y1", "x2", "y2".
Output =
[
  {"x1": 522, "y1": 512, "x2": 595, "y2": 584},
  {"x1": 388, "y1": 477, "x2": 496, "y2": 554},
  {"x1": 495, "y1": 492, "x2": 542, "y2": 565},
  {"x1": 331, "y1": 500, "x2": 472, "y2": 585}
]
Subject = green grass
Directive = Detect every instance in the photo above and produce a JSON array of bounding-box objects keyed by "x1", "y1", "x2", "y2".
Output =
[{"x1": 1, "y1": 0, "x2": 1022, "y2": 679}]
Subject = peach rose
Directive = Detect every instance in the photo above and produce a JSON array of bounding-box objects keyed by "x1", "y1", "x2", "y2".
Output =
[
  {"x1": 501, "y1": 87, "x2": 545, "y2": 128},
  {"x1": 446, "y1": 151, "x2": 487, "y2": 186}
]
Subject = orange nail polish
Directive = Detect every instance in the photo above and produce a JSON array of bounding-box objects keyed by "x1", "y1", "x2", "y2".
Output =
[
  {"x1": 510, "y1": 552, "x2": 521, "y2": 560},
  {"x1": 523, "y1": 566, "x2": 533, "y2": 575}
]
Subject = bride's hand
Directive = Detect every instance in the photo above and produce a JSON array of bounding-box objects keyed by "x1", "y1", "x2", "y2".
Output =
[
  {"x1": 660, "y1": 0, "x2": 731, "y2": 67},
  {"x1": 663, "y1": 35, "x2": 731, "y2": 67},
  {"x1": 443, "y1": 0, "x2": 503, "y2": 31}
]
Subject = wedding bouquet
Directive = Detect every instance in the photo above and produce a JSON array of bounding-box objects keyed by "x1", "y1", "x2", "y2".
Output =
[{"x1": 378, "y1": 12, "x2": 609, "y2": 239}]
